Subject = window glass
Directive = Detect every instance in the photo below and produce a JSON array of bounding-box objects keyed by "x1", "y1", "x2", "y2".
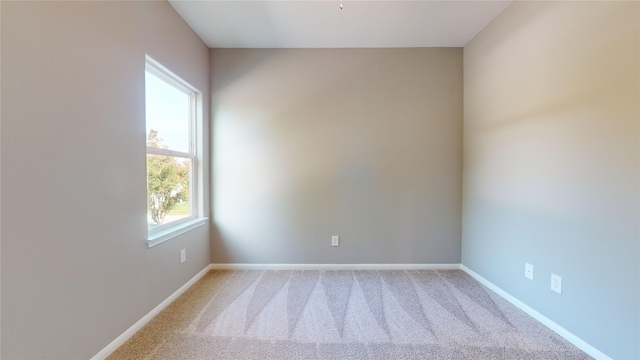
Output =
[
  {"x1": 146, "y1": 154, "x2": 192, "y2": 226},
  {"x1": 145, "y1": 62, "x2": 197, "y2": 233},
  {"x1": 145, "y1": 72, "x2": 190, "y2": 153}
]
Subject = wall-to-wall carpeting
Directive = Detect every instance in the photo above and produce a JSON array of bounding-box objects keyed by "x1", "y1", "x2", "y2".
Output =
[{"x1": 108, "y1": 270, "x2": 590, "y2": 359}]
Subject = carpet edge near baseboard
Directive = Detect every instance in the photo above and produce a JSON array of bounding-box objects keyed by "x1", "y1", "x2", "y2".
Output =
[
  {"x1": 91, "y1": 265, "x2": 212, "y2": 360},
  {"x1": 459, "y1": 264, "x2": 611, "y2": 360}
]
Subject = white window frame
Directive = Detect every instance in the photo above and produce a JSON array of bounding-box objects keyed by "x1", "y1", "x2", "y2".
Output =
[{"x1": 145, "y1": 57, "x2": 207, "y2": 247}]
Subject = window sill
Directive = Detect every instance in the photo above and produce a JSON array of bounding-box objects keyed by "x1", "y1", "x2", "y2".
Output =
[{"x1": 147, "y1": 217, "x2": 208, "y2": 248}]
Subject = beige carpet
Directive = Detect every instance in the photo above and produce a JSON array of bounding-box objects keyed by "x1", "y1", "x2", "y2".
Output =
[{"x1": 108, "y1": 270, "x2": 591, "y2": 359}]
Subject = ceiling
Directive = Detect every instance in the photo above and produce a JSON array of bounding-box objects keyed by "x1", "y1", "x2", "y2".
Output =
[{"x1": 168, "y1": 0, "x2": 513, "y2": 48}]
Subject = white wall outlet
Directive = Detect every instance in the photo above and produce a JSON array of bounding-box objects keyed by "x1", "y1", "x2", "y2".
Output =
[
  {"x1": 525, "y1": 263, "x2": 534, "y2": 280},
  {"x1": 331, "y1": 236, "x2": 339, "y2": 247},
  {"x1": 180, "y1": 249, "x2": 186, "y2": 263},
  {"x1": 551, "y1": 273, "x2": 562, "y2": 294}
]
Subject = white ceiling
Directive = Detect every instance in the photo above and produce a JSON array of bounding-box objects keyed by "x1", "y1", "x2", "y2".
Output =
[{"x1": 168, "y1": 0, "x2": 513, "y2": 48}]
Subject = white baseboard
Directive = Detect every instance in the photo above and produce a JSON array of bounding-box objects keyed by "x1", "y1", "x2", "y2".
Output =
[
  {"x1": 460, "y1": 264, "x2": 611, "y2": 360},
  {"x1": 91, "y1": 265, "x2": 213, "y2": 360},
  {"x1": 209, "y1": 263, "x2": 461, "y2": 271}
]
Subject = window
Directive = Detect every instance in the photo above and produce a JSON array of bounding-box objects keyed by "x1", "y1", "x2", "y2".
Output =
[{"x1": 145, "y1": 57, "x2": 206, "y2": 246}]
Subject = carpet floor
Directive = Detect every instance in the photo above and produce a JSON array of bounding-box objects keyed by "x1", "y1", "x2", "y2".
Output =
[{"x1": 107, "y1": 270, "x2": 592, "y2": 359}]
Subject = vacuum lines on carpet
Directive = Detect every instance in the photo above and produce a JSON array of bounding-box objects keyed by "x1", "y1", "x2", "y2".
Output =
[{"x1": 108, "y1": 270, "x2": 591, "y2": 359}]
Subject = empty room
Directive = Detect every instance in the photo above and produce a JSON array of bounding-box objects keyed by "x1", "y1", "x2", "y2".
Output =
[{"x1": 1, "y1": 0, "x2": 638, "y2": 359}]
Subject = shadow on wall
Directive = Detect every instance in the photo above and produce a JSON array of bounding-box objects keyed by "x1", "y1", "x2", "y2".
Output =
[
  {"x1": 207, "y1": 3, "x2": 280, "y2": 265},
  {"x1": 209, "y1": 49, "x2": 382, "y2": 264},
  {"x1": 209, "y1": 48, "x2": 463, "y2": 265},
  {"x1": 210, "y1": 223, "x2": 231, "y2": 263}
]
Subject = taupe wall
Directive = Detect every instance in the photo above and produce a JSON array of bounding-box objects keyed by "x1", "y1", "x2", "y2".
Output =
[
  {"x1": 1, "y1": 2, "x2": 210, "y2": 358},
  {"x1": 210, "y1": 49, "x2": 462, "y2": 264},
  {"x1": 462, "y1": 2, "x2": 639, "y2": 358}
]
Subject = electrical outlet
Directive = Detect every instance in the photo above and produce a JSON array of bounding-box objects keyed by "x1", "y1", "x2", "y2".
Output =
[
  {"x1": 551, "y1": 273, "x2": 562, "y2": 294},
  {"x1": 331, "y1": 236, "x2": 339, "y2": 247},
  {"x1": 524, "y1": 263, "x2": 534, "y2": 280},
  {"x1": 180, "y1": 249, "x2": 186, "y2": 263}
]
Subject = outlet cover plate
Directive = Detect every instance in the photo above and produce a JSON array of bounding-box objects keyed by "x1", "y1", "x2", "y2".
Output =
[
  {"x1": 180, "y1": 249, "x2": 186, "y2": 263},
  {"x1": 551, "y1": 273, "x2": 562, "y2": 294},
  {"x1": 525, "y1": 263, "x2": 534, "y2": 280},
  {"x1": 331, "y1": 236, "x2": 339, "y2": 247}
]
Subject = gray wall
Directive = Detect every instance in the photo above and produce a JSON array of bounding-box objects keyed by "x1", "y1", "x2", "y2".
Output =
[
  {"x1": 1, "y1": 2, "x2": 210, "y2": 359},
  {"x1": 462, "y1": 2, "x2": 639, "y2": 358},
  {"x1": 210, "y1": 48, "x2": 462, "y2": 264}
]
